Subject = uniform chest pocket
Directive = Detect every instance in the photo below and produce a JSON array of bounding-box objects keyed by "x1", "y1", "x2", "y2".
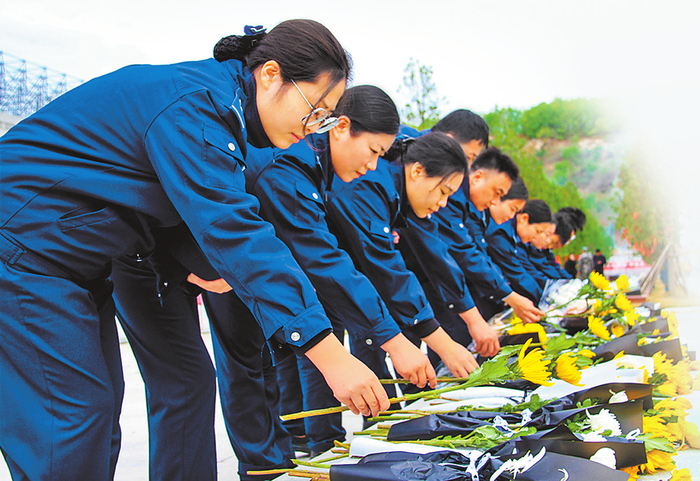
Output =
[
  {"x1": 368, "y1": 220, "x2": 394, "y2": 246},
  {"x1": 202, "y1": 124, "x2": 248, "y2": 190},
  {"x1": 294, "y1": 181, "x2": 326, "y2": 224}
]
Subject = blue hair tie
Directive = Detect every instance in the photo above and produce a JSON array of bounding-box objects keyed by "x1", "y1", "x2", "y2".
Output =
[{"x1": 244, "y1": 25, "x2": 266, "y2": 36}]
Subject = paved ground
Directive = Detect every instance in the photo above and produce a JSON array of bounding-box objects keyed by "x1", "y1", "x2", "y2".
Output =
[{"x1": 2, "y1": 305, "x2": 699, "y2": 480}]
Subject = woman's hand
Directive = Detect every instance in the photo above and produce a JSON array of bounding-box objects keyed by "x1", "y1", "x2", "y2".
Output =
[
  {"x1": 422, "y1": 327, "x2": 479, "y2": 378},
  {"x1": 381, "y1": 334, "x2": 437, "y2": 389},
  {"x1": 186, "y1": 273, "x2": 232, "y2": 294},
  {"x1": 504, "y1": 292, "x2": 545, "y2": 323},
  {"x1": 460, "y1": 308, "x2": 500, "y2": 358},
  {"x1": 305, "y1": 334, "x2": 390, "y2": 417}
]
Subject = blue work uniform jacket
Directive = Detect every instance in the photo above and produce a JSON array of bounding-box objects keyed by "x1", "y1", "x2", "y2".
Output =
[
  {"x1": 242, "y1": 134, "x2": 402, "y2": 348},
  {"x1": 527, "y1": 245, "x2": 571, "y2": 279},
  {"x1": 393, "y1": 126, "x2": 475, "y2": 316},
  {"x1": 325, "y1": 159, "x2": 440, "y2": 339},
  {"x1": 0, "y1": 58, "x2": 330, "y2": 350},
  {"x1": 484, "y1": 218, "x2": 544, "y2": 303}
]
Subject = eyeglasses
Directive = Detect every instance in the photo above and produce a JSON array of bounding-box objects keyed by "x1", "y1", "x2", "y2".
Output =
[{"x1": 291, "y1": 80, "x2": 339, "y2": 134}]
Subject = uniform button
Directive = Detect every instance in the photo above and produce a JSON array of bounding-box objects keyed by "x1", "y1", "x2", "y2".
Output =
[
  {"x1": 427, "y1": 214, "x2": 432, "y2": 219},
  {"x1": 481, "y1": 239, "x2": 486, "y2": 244},
  {"x1": 312, "y1": 192, "x2": 319, "y2": 200},
  {"x1": 277, "y1": 344, "x2": 283, "y2": 350},
  {"x1": 290, "y1": 332, "x2": 301, "y2": 342},
  {"x1": 459, "y1": 223, "x2": 464, "y2": 228},
  {"x1": 228, "y1": 142, "x2": 236, "y2": 152},
  {"x1": 163, "y1": 281, "x2": 168, "y2": 287},
  {"x1": 448, "y1": 304, "x2": 454, "y2": 309},
  {"x1": 241, "y1": 165, "x2": 246, "y2": 171},
  {"x1": 489, "y1": 296, "x2": 494, "y2": 300},
  {"x1": 383, "y1": 227, "x2": 390, "y2": 234},
  {"x1": 365, "y1": 338, "x2": 373, "y2": 346},
  {"x1": 413, "y1": 319, "x2": 418, "y2": 324}
]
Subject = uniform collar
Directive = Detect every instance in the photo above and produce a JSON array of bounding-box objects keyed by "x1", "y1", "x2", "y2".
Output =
[
  {"x1": 241, "y1": 72, "x2": 274, "y2": 149},
  {"x1": 388, "y1": 160, "x2": 411, "y2": 227}
]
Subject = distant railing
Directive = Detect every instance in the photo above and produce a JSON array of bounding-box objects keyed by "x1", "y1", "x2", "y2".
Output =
[{"x1": 0, "y1": 51, "x2": 82, "y2": 118}]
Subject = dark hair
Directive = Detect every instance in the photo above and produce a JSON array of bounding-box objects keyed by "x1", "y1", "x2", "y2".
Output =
[
  {"x1": 333, "y1": 85, "x2": 400, "y2": 136},
  {"x1": 520, "y1": 199, "x2": 552, "y2": 224},
  {"x1": 556, "y1": 207, "x2": 587, "y2": 232},
  {"x1": 470, "y1": 147, "x2": 520, "y2": 181},
  {"x1": 553, "y1": 212, "x2": 575, "y2": 244},
  {"x1": 214, "y1": 20, "x2": 352, "y2": 102},
  {"x1": 385, "y1": 132, "x2": 468, "y2": 181},
  {"x1": 433, "y1": 109, "x2": 490, "y2": 147},
  {"x1": 501, "y1": 176, "x2": 529, "y2": 201}
]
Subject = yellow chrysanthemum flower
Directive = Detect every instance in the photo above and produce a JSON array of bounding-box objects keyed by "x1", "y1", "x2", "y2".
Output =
[
  {"x1": 554, "y1": 352, "x2": 583, "y2": 386},
  {"x1": 642, "y1": 368, "x2": 650, "y2": 384},
  {"x1": 588, "y1": 316, "x2": 610, "y2": 341},
  {"x1": 615, "y1": 274, "x2": 630, "y2": 292},
  {"x1": 516, "y1": 338, "x2": 554, "y2": 386},
  {"x1": 510, "y1": 316, "x2": 524, "y2": 325},
  {"x1": 669, "y1": 468, "x2": 692, "y2": 481},
  {"x1": 612, "y1": 351, "x2": 626, "y2": 360},
  {"x1": 611, "y1": 324, "x2": 625, "y2": 338},
  {"x1": 508, "y1": 322, "x2": 547, "y2": 346},
  {"x1": 614, "y1": 293, "x2": 633, "y2": 312},
  {"x1": 589, "y1": 271, "x2": 610, "y2": 291},
  {"x1": 578, "y1": 349, "x2": 596, "y2": 358}
]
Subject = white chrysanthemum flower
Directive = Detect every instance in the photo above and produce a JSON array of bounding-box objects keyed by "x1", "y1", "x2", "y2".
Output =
[
  {"x1": 587, "y1": 409, "x2": 622, "y2": 437},
  {"x1": 609, "y1": 390, "x2": 628, "y2": 403},
  {"x1": 589, "y1": 447, "x2": 617, "y2": 469}
]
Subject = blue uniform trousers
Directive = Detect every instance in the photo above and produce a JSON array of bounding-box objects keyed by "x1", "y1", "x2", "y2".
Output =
[
  {"x1": 0, "y1": 261, "x2": 122, "y2": 480},
  {"x1": 111, "y1": 257, "x2": 217, "y2": 481},
  {"x1": 202, "y1": 290, "x2": 295, "y2": 480}
]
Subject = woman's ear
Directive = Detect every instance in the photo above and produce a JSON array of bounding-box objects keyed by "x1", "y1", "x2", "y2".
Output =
[
  {"x1": 409, "y1": 162, "x2": 426, "y2": 181},
  {"x1": 330, "y1": 116, "x2": 351, "y2": 140},
  {"x1": 257, "y1": 60, "x2": 283, "y2": 91}
]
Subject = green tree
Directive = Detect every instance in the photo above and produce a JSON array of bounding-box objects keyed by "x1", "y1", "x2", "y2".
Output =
[
  {"x1": 398, "y1": 58, "x2": 444, "y2": 130},
  {"x1": 615, "y1": 147, "x2": 675, "y2": 263},
  {"x1": 484, "y1": 107, "x2": 614, "y2": 258}
]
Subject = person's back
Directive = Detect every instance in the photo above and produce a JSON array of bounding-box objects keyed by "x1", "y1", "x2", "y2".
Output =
[{"x1": 578, "y1": 250, "x2": 594, "y2": 279}]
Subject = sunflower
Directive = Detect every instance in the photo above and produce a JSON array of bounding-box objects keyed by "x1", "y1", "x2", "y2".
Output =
[
  {"x1": 554, "y1": 352, "x2": 583, "y2": 386},
  {"x1": 589, "y1": 271, "x2": 610, "y2": 291},
  {"x1": 588, "y1": 316, "x2": 610, "y2": 341},
  {"x1": 516, "y1": 338, "x2": 554, "y2": 386},
  {"x1": 639, "y1": 449, "x2": 677, "y2": 474},
  {"x1": 615, "y1": 274, "x2": 630, "y2": 292},
  {"x1": 624, "y1": 310, "x2": 639, "y2": 326},
  {"x1": 669, "y1": 468, "x2": 692, "y2": 481},
  {"x1": 611, "y1": 324, "x2": 625, "y2": 338},
  {"x1": 508, "y1": 322, "x2": 547, "y2": 346},
  {"x1": 614, "y1": 293, "x2": 633, "y2": 312}
]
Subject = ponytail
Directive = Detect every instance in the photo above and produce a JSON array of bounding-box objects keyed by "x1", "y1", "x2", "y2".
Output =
[
  {"x1": 386, "y1": 132, "x2": 467, "y2": 181},
  {"x1": 333, "y1": 85, "x2": 400, "y2": 136},
  {"x1": 214, "y1": 20, "x2": 351, "y2": 95}
]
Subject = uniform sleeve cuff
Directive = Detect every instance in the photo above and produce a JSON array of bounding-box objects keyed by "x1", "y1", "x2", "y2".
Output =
[{"x1": 404, "y1": 318, "x2": 440, "y2": 339}]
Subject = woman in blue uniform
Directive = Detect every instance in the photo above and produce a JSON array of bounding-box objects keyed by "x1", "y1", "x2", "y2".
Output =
[
  {"x1": 485, "y1": 199, "x2": 554, "y2": 304},
  {"x1": 202, "y1": 85, "x2": 439, "y2": 469},
  {"x1": 398, "y1": 147, "x2": 520, "y2": 362},
  {"x1": 325, "y1": 132, "x2": 481, "y2": 394},
  {"x1": 0, "y1": 20, "x2": 391, "y2": 480}
]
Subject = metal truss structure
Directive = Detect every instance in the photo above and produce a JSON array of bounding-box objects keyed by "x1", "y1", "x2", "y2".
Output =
[{"x1": 0, "y1": 51, "x2": 83, "y2": 118}]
